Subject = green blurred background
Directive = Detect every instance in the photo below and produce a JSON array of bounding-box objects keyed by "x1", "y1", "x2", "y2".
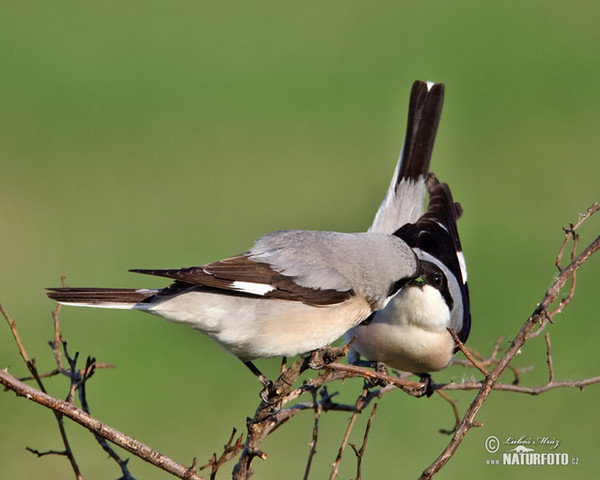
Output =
[{"x1": 1, "y1": 2, "x2": 599, "y2": 479}]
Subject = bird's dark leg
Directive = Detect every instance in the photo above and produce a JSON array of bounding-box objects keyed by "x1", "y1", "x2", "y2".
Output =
[
  {"x1": 279, "y1": 356, "x2": 287, "y2": 375},
  {"x1": 243, "y1": 361, "x2": 271, "y2": 388},
  {"x1": 417, "y1": 373, "x2": 435, "y2": 397}
]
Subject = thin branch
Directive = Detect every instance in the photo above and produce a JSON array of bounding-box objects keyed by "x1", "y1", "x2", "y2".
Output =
[
  {"x1": 1, "y1": 303, "x2": 32, "y2": 365},
  {"x1": 437, "y1": 376, "x2": 600, "y2": 394},
  {"x1": 322, "y1": 362, "x2": 426, "y2": 393},
  {"x1": 435, "y1": 390, "x2": 461, "y2": 435},
  {"x1": 528, "y1": 202, "x2": 599, "y2": 339},
  {"x1": 198, "y1": 428, "x2": 243, "y2": 480},
  {"x1": 26, "y1": 446, "x2": 70, "y2": 458},
  {"x1": 447, "y1": 328, "x2": 488, "y2": 376},
  {"x1": 545, "y1": 333, "x2": 555, "y2": 383},
  {"x1": 350, "y1": 402, "x2": 378, "y2": 480},
  {"x1": 450, "y1": 337, "x2": 527, "y2": 384},
  {"x1": 77, "y1": 357, "x2": 135, "y2": 480},
  {"x1": 232, "y1": 345, "x2": 354, "y2": 480},
  {"x1": 302, "y1": 390, "x2": 320, "y2": 480},
  {"x1": 16, "y1": 362, "x2": 114, "y2": 385},
  {"x1": 329, "y1": 388, "x2": 368, "y2": 480},
  {"x1": 51, "y1": 305, "x2": 64, "y2": 370},
  {"x1": 2, "y1": 303, "x2": 83, "y2": 480},
  {"x1": 420, "y1": 206, "x2": 600, "y2": 479},
  {"x1": 0, "y1": 369, "x2": 206, "y2": 480}
]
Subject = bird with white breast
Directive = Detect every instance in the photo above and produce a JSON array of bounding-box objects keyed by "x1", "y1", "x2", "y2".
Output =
[{"x1": 346, "y1": 80, "x2": 471, "y2": 376}]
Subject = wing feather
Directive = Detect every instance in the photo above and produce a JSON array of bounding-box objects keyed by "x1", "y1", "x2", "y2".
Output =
[{"x1": 131, "y1": 254, "x2": 354, "y2": 306}]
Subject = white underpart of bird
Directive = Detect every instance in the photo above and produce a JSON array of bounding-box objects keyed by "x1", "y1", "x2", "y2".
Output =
[{"x1": 346, "y1": 80, "x2": 471, "y2": 374}]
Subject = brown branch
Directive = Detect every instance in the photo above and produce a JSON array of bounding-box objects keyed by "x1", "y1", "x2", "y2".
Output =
[
  {"x1": 329, "y1": 388, "x2": 369, "y2": 480},
  {"x1": 435, "y1": 390, "x2": 461, "y2": 435},
  {"x1": 528, "y1": 202, "x2": 599, "y2": 339},
  {"x1": 232, "y1": 346, "x2": 390, "y2": 480},
  {"x1": 2, "y1": 303, "x2": 32, "y2": 366},
  {"x1": 447, "y1": 329, "x2": 488, "y2": 376},
  {"x1": 322, "y1": 362, "x2": 426, "y2": 393},
  {"x1": 2, "y1": 304, "x2": 83, "y2": 480},
  {"x1": 302, "y1": 390, "x2": 320, "y2": 480},
  {"x1": 15, "y1": 362, "x2": 114, "y2": 384},
  {"x1": 350, "y1": 402, "x2": 378, "y2": 480},
  {"x1": 450, "y1": 337, "x2": 528, "y2": 384},
  {"x1": 0, "y1": 368, "x2": 205, "y2": 480},
  {"x1": 51, "y1": 305, "x2": 64, "y2": 370},
  {"x1": 26, "y1": 446, "x2": 71, "y2": 458},
  {"x1": 76, "y1": 355, "x2": 135, "y2": 480},
  {"x1": 419, "y1": 205, "x2": 600, "y2": 479},
  {"x1": 232, "y1": 345, "x2": 353, "y2": 479},
  {"x1": 545, "y1": 333, "x2": 555, "y2": 383},
  {"x1": 198, "y1": 428, "x2": 244, "y2": 479},
  {"x1": 437, "y1": 376, "x2": 600, "y2": 395}
]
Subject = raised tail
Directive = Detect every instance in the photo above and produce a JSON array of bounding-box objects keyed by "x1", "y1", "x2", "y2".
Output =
[
  {"x1": 47, "y1": 288, "x2": 159, "y2": 309},
  {"x1": 369, "y1": 80, "x2": 445, "y2": 234}
]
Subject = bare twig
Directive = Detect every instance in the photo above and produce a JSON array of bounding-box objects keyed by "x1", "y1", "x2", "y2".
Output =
[
  {"x1": 329, "y1": 388, "x2": 369, "y2": 480},
  {"x1": 302, "y1": 390, "x2": 320, "y2": 480},
  {"x1": 451, "y1": 337, "x2": 527, "y2": 384},
  {"x1": 232, "y1": 345, "x2": 353, "y2": 480},
  {"x1": 0, "y1": 368, "x2": 206, "y2": 480},
  {"x1": 447, "y1": 328, "x2": 488, "y2": 376},
  {"x1": 199, "y1": 428, "x2": 243, "y2": 480},
  {"x1": 545, "y1": 333, "x2": 555, "y2": 383},
  {"x1": 435, "y1": 390, "x2": 461, "y2": 435},
  {"x1": 26, "y1": 446, "x2": 70, "y2": 458},
  {"x1": 420, "y1": 205, "x2": 600, "y2": 479},
  {"x1": 528, "y1": 202, "x2": 599, "y2": 339},
  {"x1": 2, "y1": 304, "x2": 83, "y2": 480},
  {"x1": 436, "y1": 376, "x2": 600, "y2": 394},
  {"x1": 77, "y1": 356, "x2": 135, "y2": 480},
  {"x1": 350, "y1": 402, "x2": 378, "y2": 480},
  {"x1": 322, "y1": 362, "x2": 426, "y2": 393},
  {"x1": 1, "y1": 303, "x2": 32, "y2": 366}
]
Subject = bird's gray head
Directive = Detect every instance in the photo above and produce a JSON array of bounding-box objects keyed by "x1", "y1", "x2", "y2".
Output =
[{"x1": 345, "y1": 233, "x2": 420, "y2": 310}]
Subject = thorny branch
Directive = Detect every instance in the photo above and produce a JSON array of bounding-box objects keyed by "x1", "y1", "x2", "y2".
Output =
[
  {"x1": 419, "y1": 202, "x2": 600, "y2": 479},
  {"x1": 1, "y1": 303, "x2": 83, "y2": 480},
  {"x1": 0, "y1": 203, "x2": 599, "y2": 479},
  {"x1": 198, "y1": 428, "x2": 244, "y2": 480},
  {"x1": 349, "y1": 402, "x2": 378, "y2": 480}
]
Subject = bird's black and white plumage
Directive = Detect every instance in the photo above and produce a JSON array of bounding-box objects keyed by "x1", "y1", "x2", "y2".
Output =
[
  {"x1": 346, "y1": 80, "x2": 471, "y2": 373},
  {"x1": 48, "y1": 230, "x2": 419, "y2": 363}
]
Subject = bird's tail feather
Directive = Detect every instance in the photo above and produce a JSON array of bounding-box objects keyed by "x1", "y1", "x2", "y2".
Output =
[
  {"x1": 369, "y1": 80, "x2": 444, "y2": 233},
  {"x1": 46, "y1": 288, "x2": 158, "y2": 309}
]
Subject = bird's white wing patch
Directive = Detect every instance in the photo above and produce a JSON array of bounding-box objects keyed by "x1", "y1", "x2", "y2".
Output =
[{"x1": 230, "y1": 281, "x2": 276, "y2": 296}]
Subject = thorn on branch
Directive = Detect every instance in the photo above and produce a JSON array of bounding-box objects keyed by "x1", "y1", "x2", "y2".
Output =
[
  {"x1": 26, "y1": 446, "x2": 70, "y2": 458},
  {"x1": 447, "y1": 328, "x2": 488, "y2": 376},
  {"x1": 436, "y1": 390, "x2": 461, "y2": 435}
]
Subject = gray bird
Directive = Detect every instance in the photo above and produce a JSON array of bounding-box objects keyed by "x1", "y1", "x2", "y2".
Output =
[
  {"x1": 346, "y1": 81, "x2": 471, "y2": 374},
  {"x1": 48, "y1": 229, "x2": 419, "y2": 381}
]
